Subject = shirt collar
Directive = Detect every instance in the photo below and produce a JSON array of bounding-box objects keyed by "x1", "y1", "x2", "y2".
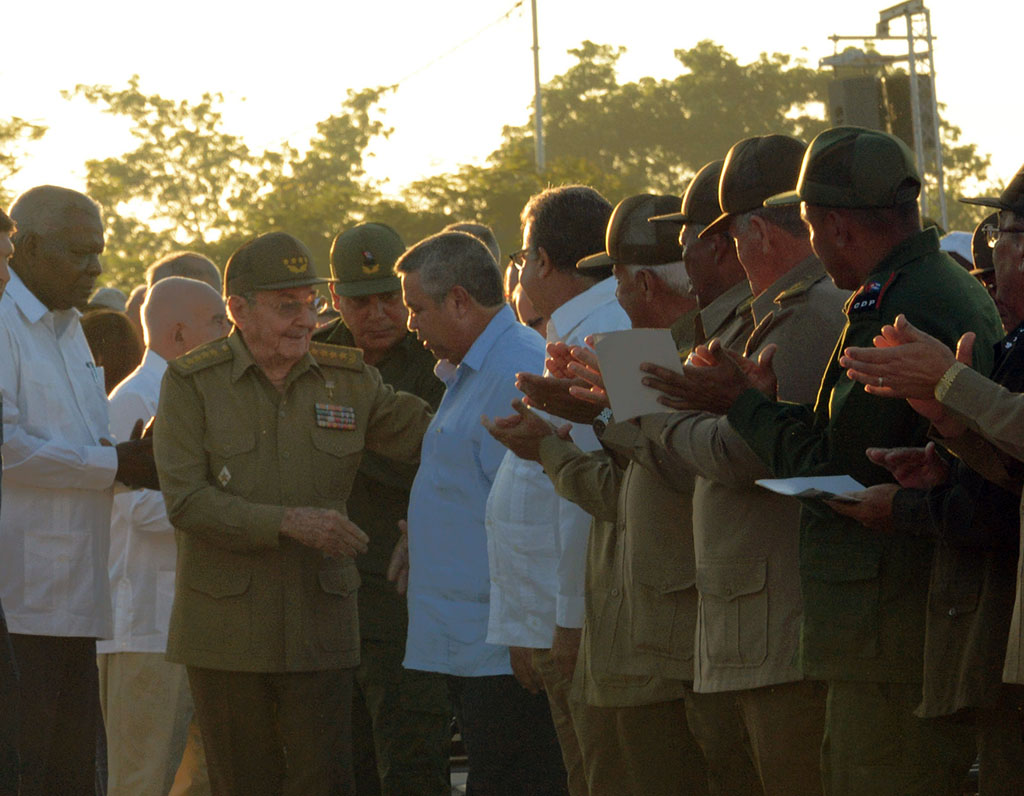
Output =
[
  {"x1": 461, "y1": 304, "x2": 517, "y2": 373},
  {"x1": 546, "y1": 277, "x2": 618, "y2": 343},
  {"x1": 751, "y1": 254, "x2": 823, "y2": 324},
  {"x1": 699, "y1": 279, "x2": 751, "y2": 339},
  {"x1": 5, "y1": 269, "x2": 74, "y2": 326},
  {"x1": 869, "y1": 227, "x2": 940, "y2": 279},
  {"x1": 140, "y1": 348, "x2": 168, "y2": 377}
]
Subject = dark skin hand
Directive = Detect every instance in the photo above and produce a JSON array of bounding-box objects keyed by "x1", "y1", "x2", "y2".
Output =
[
  {"x1": 103, "y1": 418, "x2": 159, "y2": 490},
  {"x1": 482, "y1": 400, "x2": 572, "y2": 463},
  {"x1": 517, "y1": 341, "x2": 608, "y2": 424},
  {"x1": 638, "y1": 340, "x2": 778, "y2": 413}
]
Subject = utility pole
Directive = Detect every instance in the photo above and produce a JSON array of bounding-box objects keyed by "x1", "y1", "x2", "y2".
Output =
[{"x1": 531, "y1": 0, "x2": 545, "y2": 173}]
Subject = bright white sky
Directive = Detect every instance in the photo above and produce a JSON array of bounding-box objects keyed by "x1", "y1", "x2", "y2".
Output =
[{"x1": 4, "y1": 0, "x2": 1019, "y2": 215}]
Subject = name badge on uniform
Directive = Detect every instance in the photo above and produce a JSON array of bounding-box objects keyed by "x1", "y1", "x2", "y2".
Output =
[{"x1": 316, "y1": 402, "x2": 356, "y2": 430}]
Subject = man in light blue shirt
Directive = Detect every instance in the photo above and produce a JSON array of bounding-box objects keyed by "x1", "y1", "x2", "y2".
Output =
[{"x1": 391, "y1": 230, "x2": 567, "y2": 794}]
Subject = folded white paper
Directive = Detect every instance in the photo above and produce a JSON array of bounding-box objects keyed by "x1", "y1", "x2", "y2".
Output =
[
  {"x1": 755, "y1": 475, "x2": 866, "y2": 503},
  {"x1": 591, "y1": 328, "x2": 684, "y2": 421}
]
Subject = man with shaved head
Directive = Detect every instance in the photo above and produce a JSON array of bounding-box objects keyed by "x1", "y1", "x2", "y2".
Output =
[
  {"x1": 0, "y1": 185, "x2": 156, "y2": 794},
  {"x1": 98, "y1": 276, "x2": 227, "y2": 795}
]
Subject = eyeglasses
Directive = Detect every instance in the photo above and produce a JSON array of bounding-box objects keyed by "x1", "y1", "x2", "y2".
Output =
[
  {"x1": 258, "y1": 294, "x2": 329, "y2": 319},
  {"x1": 984, "y1": 224, "x2": 1024, "y2": 248},
  {"x1": 509, "y1": 249, "x2": 530, "y2": 272}
]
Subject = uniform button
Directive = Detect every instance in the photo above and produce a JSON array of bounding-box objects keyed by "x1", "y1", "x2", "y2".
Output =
[
  {"x1": 611, "y1": 588, "x2": 620, "y2": 597},
  {"x1": 948, "y1": 607, "x2": 958, "y2": 617},
  {"x1": 279, "y1": 410, "x2": 286, "y2": 418},
  {"x1": 725, "y1": 588, "x2": 734, "y2": 596}
]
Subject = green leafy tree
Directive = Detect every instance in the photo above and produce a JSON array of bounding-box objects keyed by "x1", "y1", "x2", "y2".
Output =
[
  {"x1": 64, "y1": 76, "x2": 259, "y2": 290},
  {"x1": 0, "y1": 117, "x2": 47, "y2": 208}
]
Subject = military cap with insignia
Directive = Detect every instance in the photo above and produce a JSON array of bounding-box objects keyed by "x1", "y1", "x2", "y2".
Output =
[
  {"x1": 224, "y1": 231, "x2": 327, "y2": 296},
  {"x1": 330, "y1": 223, "x2": 406, "y2": 297},
  {"x1": 765, "y1": 126, "x2": 921, "y2": 209},
  {"x1": 577, "y1": 193, "x2": 682, "y2": 273},
  {"x1": 649, "y1": 160, "x2": 725, "y2": 228},
  {"x1": 699, "y1": 134, "x2": 806, "y2": 238},
  {"x1": 961, "y1": 162, "x2": 1024, "y2": 217}
]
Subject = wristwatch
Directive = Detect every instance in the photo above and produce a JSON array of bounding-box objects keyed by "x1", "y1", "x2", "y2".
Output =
[{"x1": 592, "y1": 407, "x2": 614, "y2": 436}]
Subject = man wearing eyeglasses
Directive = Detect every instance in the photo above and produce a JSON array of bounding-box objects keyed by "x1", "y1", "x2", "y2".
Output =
[{"x1": 153, "y1": 231, "x2": 434, "y2": 795}]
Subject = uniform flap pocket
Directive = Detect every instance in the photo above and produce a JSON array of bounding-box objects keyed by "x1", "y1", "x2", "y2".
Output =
[
  {"x1": 310, "y1": 426, "x2": 363, "y2": 458},
  {"x1": 204, "y1": 429, "x2": 256, "y2": 457},
  {"x1": 696, "y1": 558, "x2": 766, "y2": 600},
  {"x1": 188, "y1": 563, "x2": 251, "y2": 598},
  {"x1": 319, "y1": 565, "x2": 361, "y2": 596},
  {"x1": 802, "y1": 544, "x2": 880, "y2": 583},
  {"x1": 639, "y1": 573, "x2": 697, "y2": 595}
]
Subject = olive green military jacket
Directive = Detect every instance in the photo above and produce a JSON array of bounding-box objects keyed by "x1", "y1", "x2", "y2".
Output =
[
  {"x1": 935, "y1": 364, "x2": 1024, "y2": 687},
  {"x1": 536, "y1": 310, "x2": 702, "y2": 707},
  {"x1": 727, "y1": 229, "x2": 1003, "y2": 683},
  {"x1": 601, "y1": 258, "x2": 848, "y2": 693},
  {"x1": 154, "y1": 332, "x2": 433, "y2": 672},
  {"x1": 313, "y1": 321, "x2": 443, "y2": 642}
]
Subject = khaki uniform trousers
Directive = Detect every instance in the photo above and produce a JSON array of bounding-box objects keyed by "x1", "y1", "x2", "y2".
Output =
[
  {"x1": 533, "y1": 649, "x2": 587, "y2": 796},
  {"x1": 98, "y1": 652, "x2": 209, "y2": 796}
]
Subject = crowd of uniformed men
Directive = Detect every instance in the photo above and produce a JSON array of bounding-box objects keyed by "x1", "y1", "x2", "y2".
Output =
[{"x1": 1, "y1": 123, "x2": 1023, "y2": 796}]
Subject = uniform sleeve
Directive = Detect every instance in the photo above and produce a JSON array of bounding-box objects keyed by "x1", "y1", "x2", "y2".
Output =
[
  {"x1": 940, "y1": 365, "x2": 1024, "y2": 463},
  {"x1": 600, "y1": 412, "x2": 769, "y2": 489},
  {"x1": 0, "y1": 320, "x2": 118, "y2": 490},
  {"x1": 538, "y1": 435, "x2": 621, "y2": 522},
  {"x1": 154, "y1": 368, "x2": 284, "y2": 552},
  {"x1": 362, "y1": 367, "x2": 433, "y2": 466}
]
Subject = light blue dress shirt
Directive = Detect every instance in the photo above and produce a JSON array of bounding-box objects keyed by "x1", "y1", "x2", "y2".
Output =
[{"x1": 404, "y1": 305, "x2": 545, "y2": 676}]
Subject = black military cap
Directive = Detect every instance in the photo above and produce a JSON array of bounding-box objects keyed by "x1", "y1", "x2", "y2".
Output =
[
  {"x1": 224, "y1": 232, "x2": 327, "y2": 296},
  {"x1": 577, "y1": 194, "x2": 682, "y2": 272},
  {"x1": 700, "y1": 135, "x2": 806, "y2": 238},
  {"x1": 961, "y1": 163, "x2": 1024, "y2": 216},
  {"x1": 649, "y1": 160, "x2": 725, "y2": 227}
]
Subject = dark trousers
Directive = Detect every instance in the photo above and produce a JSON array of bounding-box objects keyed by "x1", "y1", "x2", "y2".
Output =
[
  {"x1": 350, "y1": 637, "x2": 451, "y2": 796},
  {"x1": 8, "y1": 634, "x2": 99, "y2": 796},
  {"x1": 0, "y1": 607, "x2": 19, "y2": 796},
  {"x1": 188, "y1": 666, "x2": 354, "y2": 796},
  {"x1": 447, "y1": 673, "x2": 568, "y2": 796}
]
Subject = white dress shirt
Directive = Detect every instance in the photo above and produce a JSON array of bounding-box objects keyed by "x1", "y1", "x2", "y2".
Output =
[
  {"x1": 0, "y1": 271, "x2": 118, "y2": 638},
  {"x1": 97, "y1": 350, "x2": 177, "y2": 654},
  {"x1": 486, "y1": 277, "x2": 630, "y2": 646}
]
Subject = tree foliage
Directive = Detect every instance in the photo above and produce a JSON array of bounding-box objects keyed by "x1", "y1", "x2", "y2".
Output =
[{"x1": 0, "y1": 117, "x2": 47, "y2": 208}]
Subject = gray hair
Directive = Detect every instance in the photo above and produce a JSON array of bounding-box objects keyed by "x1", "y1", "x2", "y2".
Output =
[
  {"x1": 622, "y1": 260, "x2": 691, "y2": 296},
  {"x1": 395, "y1": 231, "x2": 504, "y2": 306},
  {"x1": 145, "y1": 251, "x2": 221, "y2": 292},
  {"x1": 9, "y1": 185, "x2": 102, "y2": 247},
  {"x1": 443, "y1": 222, "x2": 501, "y2": 266}
]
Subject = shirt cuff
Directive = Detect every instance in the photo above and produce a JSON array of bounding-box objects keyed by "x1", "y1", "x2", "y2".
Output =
[
  {"x1": 556, "y1": 595, "x2": 585, "y2": 628},
  {"x1": 538, "y1": 434, "x2": 582, "y2": 476},
  {"x1": 84, "y1": 445, "x2": 120, "y2": 490},
  {"x1": 725, "y1": 387, "x2": 772, "y2": 437},
  {"x1": 934, "y1": 361, "x2": 969, "y2": 403}
]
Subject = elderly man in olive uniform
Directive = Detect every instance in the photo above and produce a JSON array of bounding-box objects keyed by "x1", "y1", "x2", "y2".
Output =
[
  {"x1": 313, "y1": 222, "x2": 450, "y2": 796},
  {"x1": 154, "y1": 232, "x2": 434, "y2": 796},
  {"x1": 661, "y1": 128, "x2": 1003, "y2": 795}
]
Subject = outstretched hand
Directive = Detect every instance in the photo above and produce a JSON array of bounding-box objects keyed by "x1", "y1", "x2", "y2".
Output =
[{"x1": 482, "y1": 399, "x2": 572, "y2": 462}]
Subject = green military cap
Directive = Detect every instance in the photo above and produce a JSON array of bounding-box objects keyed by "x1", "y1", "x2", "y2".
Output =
[
  {"x1": 649, "y1": 160, "x2": 725, "y2": 227},
  {"x1": 224, "y1": 232, "x2": 326, "y2": 295},
  {"x1": 700, "y1": 135, "x2": 806, "y2": 238},
  {"x1": 330, "y1": 223, "x2": 406, "y2": 297},
  {"x1": 765, "y1": 126, "x2": 921, "y2": 209},
  {"x1": 577, "y1": 193, "x2": 682, "y2": 272},
  {"x1": 960, "y1": 162, "x2": 1024, "y2": 216}
]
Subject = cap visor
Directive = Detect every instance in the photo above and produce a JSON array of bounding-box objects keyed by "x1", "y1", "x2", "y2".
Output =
[
  {"x1": 648, "y1": 212, "x2": 687, "y2": 224},
  {"x1": 255, "y1": 276, "x2": 330, "y2": 290},
  {"x1": 958, "y1": 196, "x2": 1004, "y2": 210},
  {"x1": 576, "y1": 252, "x2": 614, "y2": 272},
  {"x1": 698, "y1": 211, "x2": 732, "y2": 239},
  {"x1": 333, "y1": 275, "x2": 402, "y2": 297},
  {"x1": 763, "y1": 189, "x2": 801, "y2": 208}
]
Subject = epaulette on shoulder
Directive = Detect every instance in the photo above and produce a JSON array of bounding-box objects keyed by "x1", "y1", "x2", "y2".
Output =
[
  {"x1": 774, "y1": 275, "x2": 820, "y2": 305},
  {"x1": 735, "y1": 294, "x2": 755, "y2": 315},
  {"x1": 309, "y1": 341, "x2": 364, "y2": 371},
  {"x1": 847, "y1": 271, "x2": 900, "y2": 316},
  {"x1": 168, "y1": 339, "x2": 233, "y2": 375}
]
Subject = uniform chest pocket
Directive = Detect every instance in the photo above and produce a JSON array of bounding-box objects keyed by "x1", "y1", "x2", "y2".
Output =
[
  {"x1": 310, "y1": 426, "x2": 364, "y2": 499},
  {"x1": 204, "y1": 429, "x2": 257, "y2": 496}
]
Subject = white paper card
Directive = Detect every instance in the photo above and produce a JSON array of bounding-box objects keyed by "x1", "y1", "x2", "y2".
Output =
[
  {"x1": 592, "y1": 328, "x2": 684, "y2": 421},
  {"x1": 755, "y1": 475, "x2": 866, "y2": 503}
]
